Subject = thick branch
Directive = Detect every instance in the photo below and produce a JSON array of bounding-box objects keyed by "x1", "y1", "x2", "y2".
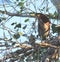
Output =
[
  {"x1": 0, "y1": 10, "x2": 35, "y2": 17},
  {"x1": 0, "y1": 10, "x2": 58, "y2": 19},
  {"x1": 14, "y1": 42, "x2": 59, "y2": 49}
]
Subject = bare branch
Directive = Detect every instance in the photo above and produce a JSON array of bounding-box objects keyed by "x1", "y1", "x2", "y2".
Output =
[{"x1": 0, "y1": 10, "x2": 58, "y2": 19}]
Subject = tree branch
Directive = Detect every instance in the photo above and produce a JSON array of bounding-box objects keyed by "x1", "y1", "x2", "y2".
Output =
[{"x1": 0, "y1": 10, "x2": 58, "y2": 19}]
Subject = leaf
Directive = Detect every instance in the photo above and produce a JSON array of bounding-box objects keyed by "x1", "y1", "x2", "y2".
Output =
[
  {"x1": 54, "y1": 11, "x2": 58, "y2": 17},
  {"x1": 11, "y1": 22, "x2": 16, "y2": 25},
  {"x1": 23, "y1": 25, "x2": 27, "y2": 29},
  {"x1": 41, "y1": 7, "x2": 45, "y2": 11},
  {"x1": 14, "y1": 23, "x2": 21, "y2": 29},
  {"x1": 58, "y1": 27, "x2": 60, "y2": 32},
  {"x1": 18, "y1": 32, "x2": 23, "y2": 36},
  {"x1": 52, "y1": 24, "x2": 57, "y2": 33},
  {"x1": 20, "y1": 6, "x2": 24, "y2": 12},
  {"x1": 0, "y1": 19, "x2": 2, "y2": 23},
  {"x1": 56, "y1": 25, "x2": 60, "y2": 32},
  {"x1": 52, "y1": 24, "x2": 60, "y2": 33},
  {"x1": 46, "y1": 8, "x2": 49, "y2": 12},
  {"x1": 5, "y1": 42, "x2": 8, "y2": 47},
  {"x1": 16, "y1": 0, "x2": 19, "y2": 1},
  {"x1": 9, "y1": 38, "x2": 12, "y2": 41},
  {"x1": 22, "y1": 34, "x2": 27, "y2": 36},
  {"x1": 13, "y1": 33, "x2": 20, "y2": 39},
  {"x1": 16, "y1": 23, "x2": 21, "y2": 28},
  {"x1": 21, "y1": 0, "x2": 24, "y2": 1},
  {"x1": 12, "y1": 42, "x2": 16, "y2": 45},
  {"x1": 18, "y1": 2, "x2": 24, "y2": 6},
  {"x1": 24, "y1": 19, "x2": 29, "y2": 22},
  {"x1": 11, "y1": 23, "x2": 15, "y2": 25}
]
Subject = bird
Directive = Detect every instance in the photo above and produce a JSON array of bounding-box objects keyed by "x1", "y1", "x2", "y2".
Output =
[
  {"x1": 29, "y1": 13, "x2": 50, "y2": 40},
  {"x1": 35, "y1": 13, "x2": 50, "y2": 40}
]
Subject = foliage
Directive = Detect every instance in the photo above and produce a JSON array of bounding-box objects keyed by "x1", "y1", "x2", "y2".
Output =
[{"x1": 0, "y1": 0, "x2": 60, "y2": 62}]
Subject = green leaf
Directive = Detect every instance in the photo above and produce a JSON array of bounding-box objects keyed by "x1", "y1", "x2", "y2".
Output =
[
  {"x1": 0, "y1": 19, "x2": 2, "y2": 23},
  {"x1": 46, "y1": 8, "x2": 49, "y2": 12},
  {"x1": 11, "y1": 23, "x2": 15, "y2": 25},
  {"x1": 5, "y1": 42, "x2": 8, "y2": 47},
  {"x1": 12, "y1": 42, "x2": 16, "y2": 45},
  {"x1": 58, "y1": 27, "x2": 60, "y2": 32},
  {"x1": 41, "y1": 7, "x2": 45, "y2": 11},
  {"x1": 18, "y1": 2, "x2": 24, "y2": 6},
  {"x1": 52, "y1": 24, "x2": 57, "y2": 33},
  {"x1": 13, "y1": 33, "x2": 20, "y2": 39},
  {"x1": 16, "y1": 0, "x2": 19, "y2": 1},
  {"x1": 20, "y1": 6, "x2": 24, "y2": 12},
  {"x1": 21, "y1": 0, "x2": 24, "y2": 1},
  {"x1": 56, "y1": 25, "x2": 60, "y2": 32},
  {"x1": 23, "y1": 25, "x2": 27, "y2": 29},
  {"x1": 54, "y1": 11, "x2": 58, "y2": 16},
  {"x1": 52, "y1": 24, "x2": 60, "y2": 33},
  {"x1": 9, "y1": 38, "x2": 12, "y2": 41},
  {"x1": 24, "y1": 19, "x2": 29, "y2": 22},
  {"x1": 11, "y1": 22, "x2": 17, "y2": 25},
  {"x1": 14, "y1": 23, "x2": 21, "y2": 29},
  {"x1": 18, "y1": 32, "x2": 23, "y2": 36}
]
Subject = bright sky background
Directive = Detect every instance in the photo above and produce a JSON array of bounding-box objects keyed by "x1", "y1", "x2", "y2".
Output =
[
  {"x1": 0, "y1": 0, "x2": 57, "y2": 42},
  {"x1": 0, "y1": 0, "x2": 59, "y2": 58}
]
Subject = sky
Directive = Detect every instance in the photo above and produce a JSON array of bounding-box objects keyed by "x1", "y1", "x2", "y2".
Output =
[
  {"x1": 0, "y1": 0, "x2": 59, "y2": 59},
  {"x1": 0, "y1": 0, "x2": 57, "y2": 41}
]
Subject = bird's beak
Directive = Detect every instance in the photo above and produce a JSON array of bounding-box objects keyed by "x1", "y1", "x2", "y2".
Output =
[
  {"x1": 30, "y1": 13, "x2": 35, "y2": 17},
  {"x1": 37, "y1": 14, "x2": 40, "y2": 17},
  {"x1": 30, "y1": 13, "x2": 41, "y2": 17}
]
